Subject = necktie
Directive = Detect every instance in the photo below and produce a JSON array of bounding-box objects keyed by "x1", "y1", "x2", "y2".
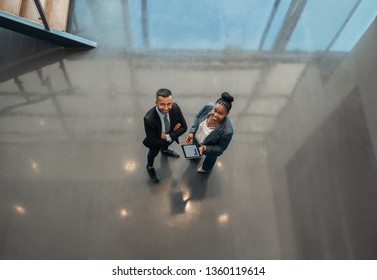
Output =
[{"x1": 164, "y1": 115, "x2": 170, "y2": 133}]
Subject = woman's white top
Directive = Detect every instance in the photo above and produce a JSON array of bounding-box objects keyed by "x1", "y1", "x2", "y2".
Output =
[{"x1": 195, "y1": 118, "x2": 215, "y2": 145}]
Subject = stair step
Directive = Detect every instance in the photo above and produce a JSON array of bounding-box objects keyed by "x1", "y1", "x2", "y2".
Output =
[{"x1": 0, "y1": 0, "x2": 23, "y2": 16}]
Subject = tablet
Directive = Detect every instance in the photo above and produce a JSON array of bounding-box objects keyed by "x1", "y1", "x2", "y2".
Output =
[{"x1": 181, "y1": 144, "x2": 202, "y2": 159}]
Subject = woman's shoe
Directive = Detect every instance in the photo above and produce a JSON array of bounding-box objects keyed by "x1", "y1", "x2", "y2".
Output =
[{"x1": 197, "y1": 166, "x2": 208, "y2": 173}]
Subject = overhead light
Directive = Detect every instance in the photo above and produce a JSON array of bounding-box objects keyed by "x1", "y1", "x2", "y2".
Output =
[
  {"x1": 123, "y1": 160, "x2": 136, "y2": 172},
  {"x1": 120, "y1": 208, "x2": 128, "y2": 217},
  {"x1": 217, "y1": 213, "x2": 229, "y2": 224},
  {"x1": 31, "y1": 160, "x2": 39, "y2": 171},
  {"x1": 39, "y1": 119, "x2": 46, "y2": 127},
  {"x1": 14, "y1": 205, "x2": 26, "y2": 215}
]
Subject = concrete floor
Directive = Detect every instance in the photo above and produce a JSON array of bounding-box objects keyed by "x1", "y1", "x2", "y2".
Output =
[{"x1": 1, "y1": 1, "x2": 377, "y2": 259}]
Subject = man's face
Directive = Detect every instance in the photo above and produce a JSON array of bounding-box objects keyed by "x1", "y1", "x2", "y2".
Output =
[{"x1": 155, "y1": 95, "x2": 173, "y2": 115}]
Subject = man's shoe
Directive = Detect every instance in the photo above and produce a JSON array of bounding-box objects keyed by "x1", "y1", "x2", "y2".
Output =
[
  {"x1": 161, "y1": 148, "x2": 180, "y2": 158},
  {"x1": 146, "y1": 165, "x2": 160, "y2": 183}
]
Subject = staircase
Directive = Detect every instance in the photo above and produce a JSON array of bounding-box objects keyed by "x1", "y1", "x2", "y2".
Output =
[{"x1": 0, "y1": 0, "x2": 96, "y2": 48}]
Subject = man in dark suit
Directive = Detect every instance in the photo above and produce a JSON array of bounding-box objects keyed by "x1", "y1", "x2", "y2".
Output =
[{"x1": 143, "y1": 88, "x2": 187, "y2": 183}]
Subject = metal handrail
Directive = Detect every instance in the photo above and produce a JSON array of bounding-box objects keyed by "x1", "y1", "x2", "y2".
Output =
[{"x1": 33, "y1": 0, "x2": 50, "y2": 31}]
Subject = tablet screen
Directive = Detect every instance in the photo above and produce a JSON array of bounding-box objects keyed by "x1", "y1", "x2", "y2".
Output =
[{"x1": 181, "y1": 144, "x2": 201, "y2": 159}]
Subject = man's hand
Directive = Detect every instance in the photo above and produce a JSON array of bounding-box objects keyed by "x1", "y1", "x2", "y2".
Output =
[
  {"x1": 173, "y1": 123, "x2": 181, "y2": 131},
  {"x1": 161, "y1": 123, "x2": 181, "y2": 141}
]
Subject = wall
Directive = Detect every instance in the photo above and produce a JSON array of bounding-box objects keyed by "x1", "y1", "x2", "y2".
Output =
[{"x1": 266, "y1": 17, "x2": 377, "y2": 259}]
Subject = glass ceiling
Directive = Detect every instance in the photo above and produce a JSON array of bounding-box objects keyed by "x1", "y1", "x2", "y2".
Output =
[{"x1": 128, "y1": 0, "x2": 377, "y2": 52}]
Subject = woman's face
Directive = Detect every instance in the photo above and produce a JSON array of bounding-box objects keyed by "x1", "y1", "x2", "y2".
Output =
[{"x1": 211, "y1": 103, "x2": 228, "y2": 122}]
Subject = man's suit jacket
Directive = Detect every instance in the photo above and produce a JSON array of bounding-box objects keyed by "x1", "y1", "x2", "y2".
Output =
[{"x1": 143, "y1": 103, "x2": 187, "y2": 149}]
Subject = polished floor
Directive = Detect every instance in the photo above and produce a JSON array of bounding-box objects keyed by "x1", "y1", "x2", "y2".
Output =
[{"x1": 1, "y1": 1, "x2": 377, "y2": 259}]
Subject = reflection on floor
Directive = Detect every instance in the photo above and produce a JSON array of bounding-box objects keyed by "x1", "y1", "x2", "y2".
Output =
[{"x1": 0, "y1": 1, "x2": 377, "y2": 259}]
